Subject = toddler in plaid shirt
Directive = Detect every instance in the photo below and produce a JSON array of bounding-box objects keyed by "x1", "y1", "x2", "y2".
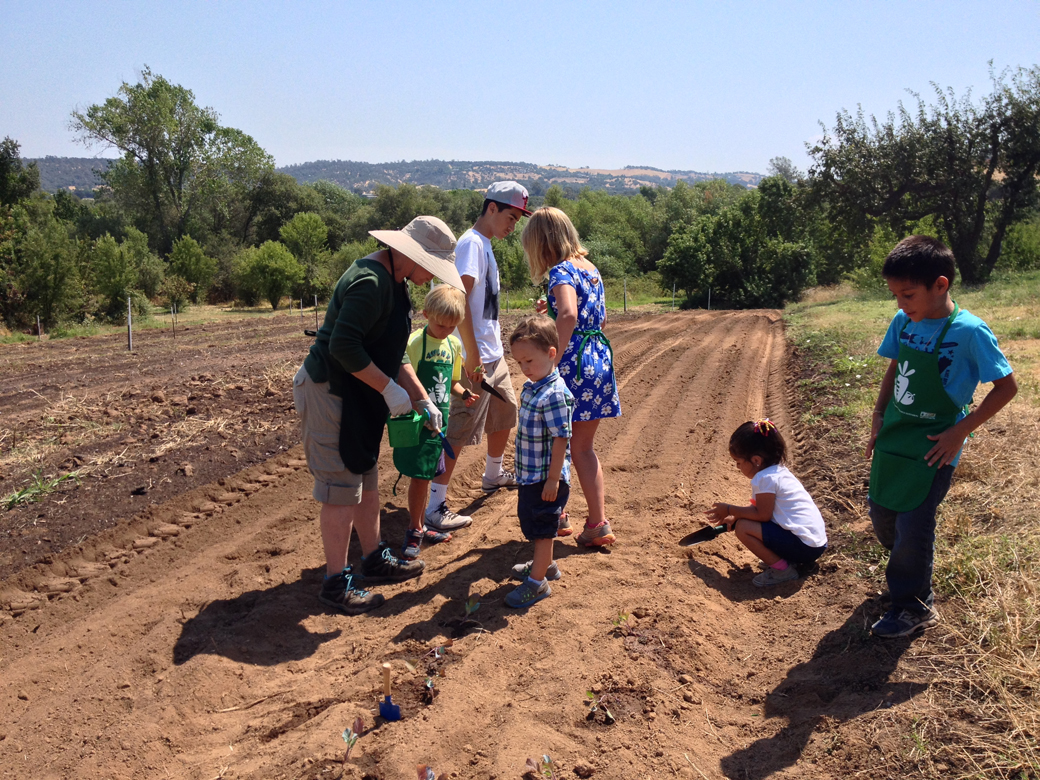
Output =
[{"x1": 506, "y1": 315, "x2": 575, "y2": 608}]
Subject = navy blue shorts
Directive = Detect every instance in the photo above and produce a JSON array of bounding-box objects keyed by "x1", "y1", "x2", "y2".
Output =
[
  {"x1": 761, "y1": 521, "x2": 826, "y2": 565},
  {"x1": 517, "y1": 481, "x2": 570, "y2": 540}
]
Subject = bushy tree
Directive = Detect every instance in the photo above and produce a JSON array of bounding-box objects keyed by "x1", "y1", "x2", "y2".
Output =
[
  {"x1": 236, "y1": 241, "x2": 304, "y2": 309},
  {"x1": 809, "y1": 65, "x2": 1040, "y2": 283},
  {"x1": 280, "y1": 211, "x2": 331, "y2": 299},
  {"x1": 168, "y1": 235, "x2": 217, "y2": 303},
  {"x1": 0, "y1": 138, "x2": 39, "y2": 207},
  {"x1": 91, "y1": 234, "x2": 137, "y2": 319},
  {"x1": 71, "y1": 68, "x2": 273, "y2": 255}
]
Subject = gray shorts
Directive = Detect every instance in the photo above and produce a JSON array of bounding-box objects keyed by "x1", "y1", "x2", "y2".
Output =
[
  {"x1": 293, "y1": 365, "x2": 377, "y2": 505},
  {"x1": 445, "y1": 356, "x2": 518, "y2": 449}
]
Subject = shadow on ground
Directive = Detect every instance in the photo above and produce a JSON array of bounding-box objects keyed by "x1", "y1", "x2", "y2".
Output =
[{"x1": 719, "y1": 597, "x2": 925, "y2": 779}]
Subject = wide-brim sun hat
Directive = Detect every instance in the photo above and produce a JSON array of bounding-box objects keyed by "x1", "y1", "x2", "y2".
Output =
[{"x1": 369, "y1": 216, "x2": 464, "y2": 290}]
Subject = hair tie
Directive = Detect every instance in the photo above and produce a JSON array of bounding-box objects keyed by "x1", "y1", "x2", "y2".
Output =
[{"x1": 753, "y1": 418, "x2": 775, "y2": 437}]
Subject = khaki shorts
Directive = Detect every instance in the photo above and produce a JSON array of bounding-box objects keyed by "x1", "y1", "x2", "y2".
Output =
[
  {"x1": 445, "y1": 357, "x2": 518, "y2": 449},
  {"x1": 293, "y1": 365, "x2": 377, "y2": 505}
]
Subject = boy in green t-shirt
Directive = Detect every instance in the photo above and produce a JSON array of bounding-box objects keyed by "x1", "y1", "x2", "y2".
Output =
[{"x1": 395, "y1": 285, "x2": 479, "y2": 559}]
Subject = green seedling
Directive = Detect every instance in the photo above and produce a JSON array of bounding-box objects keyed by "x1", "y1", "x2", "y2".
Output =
[
  {"x1": 584, "y1": 691, "x2": 616, "y2": 725},
  {"x1": 464, "y1": 594, "x2": 480, "y2": 617},
  {"x1": 524, "y1": 755, "x2": 559, "y2": 779},
  {"x1": 4, "y1": 470, "x2": 81, "y2": 510},
  {"x1": 341, "y1": 716, "x2": 364, "y2": 763}
]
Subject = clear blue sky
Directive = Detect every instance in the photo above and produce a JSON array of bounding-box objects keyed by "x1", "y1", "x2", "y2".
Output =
[{"x1": 3, "y1": 1, "x2": 1038, "y2": 175}]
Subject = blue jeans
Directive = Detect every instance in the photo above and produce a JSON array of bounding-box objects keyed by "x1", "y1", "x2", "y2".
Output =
[{"x1": 868, "y1": 464, "x2": 954, "y2": 614}]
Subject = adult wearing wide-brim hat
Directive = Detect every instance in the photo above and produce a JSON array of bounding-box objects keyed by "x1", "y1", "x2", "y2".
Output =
[{"x1": 293, "y1": 216, "x2": 463, "y2": 615}]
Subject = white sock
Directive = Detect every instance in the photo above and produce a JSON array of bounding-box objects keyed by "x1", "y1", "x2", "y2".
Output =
[
  {"x1": 428, "y1": 482, "x2": 448, "y2": 511},
  {"x1": 484, "y1": 454, "x2": 503, "y2": 480}
]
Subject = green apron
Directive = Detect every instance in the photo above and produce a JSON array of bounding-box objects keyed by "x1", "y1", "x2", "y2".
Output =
[
  {"x1": 393, "y1": 328, "x2": 453, "y2": 480},
  {"x1": 869, "y1": 304, "x2": 962, "y2": 512}
]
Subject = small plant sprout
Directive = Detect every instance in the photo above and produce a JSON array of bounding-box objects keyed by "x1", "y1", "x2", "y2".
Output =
[
  {"x1": 611, "y1": 612, "x2": 630, "y2": 628},
  {"x1": 341, "y1": 716, "x2": 364, "y2": 763},
  {"x1": 421, "y1": 676, "x2": 437, "y2": 705},
  {"x1": 524, "y1": 755, "x2": 559, "y2": 779},
  {"x1": 585, "y1": 690, "x2": 616, "y2": 725},
  {"x1": 464, "y1": 594, "x2": 480, "y2": 617}
]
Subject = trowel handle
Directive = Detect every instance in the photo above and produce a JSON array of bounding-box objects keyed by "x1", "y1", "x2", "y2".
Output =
[{"x1": 382, "y1": 662, "x2": 392, "y2": 696}]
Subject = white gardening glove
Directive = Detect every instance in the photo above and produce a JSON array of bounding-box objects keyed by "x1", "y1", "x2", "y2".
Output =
[
  {"x1": 380, "y1": 379, "x2": 413, "y2": 417},
  {"x1": 415, "y1": 398, "x2": 443, "y2": 432}
]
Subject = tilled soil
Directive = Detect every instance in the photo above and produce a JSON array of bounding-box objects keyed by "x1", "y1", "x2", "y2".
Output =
[{"x1": 0, "y1": 310, "x2": 947, "y2": 779}]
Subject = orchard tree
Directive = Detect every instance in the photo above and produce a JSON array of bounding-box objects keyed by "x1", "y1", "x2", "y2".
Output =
[
  {"x1": 279, "y1": 211, "x2": 330, "y2": 299},
  {"x1": 809, "y1": 65, "x2": 1040, "y2": 283},
  {"x1": 70, "y1": 68, "x2": 273, "y2": 255}
]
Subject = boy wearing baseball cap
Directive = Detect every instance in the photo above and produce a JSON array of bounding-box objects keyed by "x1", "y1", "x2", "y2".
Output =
[{"x1": 425, "y1": 181, "x2": 532, "y2": 531}]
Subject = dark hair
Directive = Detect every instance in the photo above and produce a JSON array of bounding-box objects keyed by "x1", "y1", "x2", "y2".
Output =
[
  {"x1": 729, "y1": 419, "x2": 787, "y2": 468},
  {"x1": 509, "y1": 314, "x2": 558, "y2": 353},
  {"x1": 882, "y1": 235, "x2": 957, "y2": 288},
  {"x1": 481, "y1": 199, "x2": 523, "y2": 217}
]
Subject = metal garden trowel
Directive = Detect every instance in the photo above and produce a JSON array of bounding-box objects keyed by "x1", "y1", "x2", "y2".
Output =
[{"x1": 678, "y1": 524, "x2": 732, "y2": 547}]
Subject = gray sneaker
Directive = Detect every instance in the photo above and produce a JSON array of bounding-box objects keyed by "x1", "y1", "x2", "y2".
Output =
[
  {"x1": 871, "y1": 607, "x2": 940, "y2": 638},
  {"x1": 424, "y1": 502, "x2": 472, "y2": 532},
  {"x1": 511, "y1": 560, "x2": 562, "y2": 581},
  {"x1": 318, "y1": 570, "x2": 385, "y2": 615},
  {"x1": 481, "y1": 470, "x2": 518, "y2": 493},
  {"x1": 752, "y1": 565, "x2": 800, "y2": 587},
  {"x1": 505, "y1": 578, "x2": 552, "y2": 608}
]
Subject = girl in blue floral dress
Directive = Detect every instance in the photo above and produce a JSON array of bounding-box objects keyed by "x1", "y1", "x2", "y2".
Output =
[{"x1": 521, "y1": 207, "x2": 620, "y2": 547}]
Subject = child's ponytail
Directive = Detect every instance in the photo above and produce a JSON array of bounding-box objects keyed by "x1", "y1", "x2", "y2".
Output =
[{"x1": 729, "y1": 418, "x2": 787, "y2": 467}]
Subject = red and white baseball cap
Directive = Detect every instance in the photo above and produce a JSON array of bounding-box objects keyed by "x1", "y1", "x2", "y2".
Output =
[{"x1": 485, "y1": 181, "x2": 532, "y2": 216}]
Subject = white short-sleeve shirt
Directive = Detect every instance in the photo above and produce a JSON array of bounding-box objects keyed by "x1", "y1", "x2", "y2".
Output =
[
  {"x1": 751, "y1": 464, "x2": 827, "y2": 548},
  {"x1": 454, "y1": 228, "x2": 503, "y2": 363}
]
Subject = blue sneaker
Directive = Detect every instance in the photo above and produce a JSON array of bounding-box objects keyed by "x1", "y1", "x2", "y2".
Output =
[
  {"x1": 505, "y1": 578, "x2": 552, "y2": 608},
  {"x1": 402, "y1": 527, "x2": 452, "y2": 560},
  {"x1": 871, "y1": 607, "x2": 939, "y2": 638}
]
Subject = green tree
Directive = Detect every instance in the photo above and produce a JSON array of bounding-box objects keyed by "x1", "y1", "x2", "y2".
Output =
[
  {"x1": 91, "y1": 234, "x2": 138, "y2": 319},
  {"x1": 0, "y1": 138, "x2": 40, "y2": 207},
  {"x1": 8, "y1": 208, "x2": 84, "y2": 327},
  {"x1": 237, "y1": 241, "x2": 304, "y2": 309},
  {"x1": 70, "y1": 67, "x2": 273, "y2": 255},
  {"x1": 168, "y1": 235, "x2": 217, "y2": 303},
  {"x1": 809, "y1": 65, "x2": 1040, "y2": 283},
  {"x1": 280, "y1": 211, "x2": 331, "y2": 299}
]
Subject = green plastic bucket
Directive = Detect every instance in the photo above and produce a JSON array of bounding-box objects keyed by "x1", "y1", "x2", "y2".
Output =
[{"x1": 387, "y1": 411, "x2": 424, "y2": 448}]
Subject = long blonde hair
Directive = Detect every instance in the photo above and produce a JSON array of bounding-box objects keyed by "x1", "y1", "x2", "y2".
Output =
[{"x1": 520, "y1": 207, "x2": 588, "y2": 283}]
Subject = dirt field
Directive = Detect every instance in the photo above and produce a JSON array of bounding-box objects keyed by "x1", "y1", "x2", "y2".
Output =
[{"x1": 0, "y1": 310, "x2": 949, "y2": 779}]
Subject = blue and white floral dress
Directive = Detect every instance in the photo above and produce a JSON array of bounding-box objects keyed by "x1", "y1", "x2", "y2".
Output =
[{"x1": 548, "y1": 260, "x2": 621, "y2": 422}]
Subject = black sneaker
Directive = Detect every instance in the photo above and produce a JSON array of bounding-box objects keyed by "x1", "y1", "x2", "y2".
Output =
[
  {"x1": 318, "y1": 570, "x2": 385, "y2": 615},
  {"x1": 871, "y1": 607, "x2": 939, "y2": 638},
  {"x1": 359, "y1": 542, "x2": 425, "y2": 584}
]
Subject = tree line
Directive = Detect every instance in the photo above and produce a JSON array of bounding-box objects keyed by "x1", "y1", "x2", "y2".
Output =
[{"x1": 2, "y1": 65, "x2": 1039, "y2": 332}]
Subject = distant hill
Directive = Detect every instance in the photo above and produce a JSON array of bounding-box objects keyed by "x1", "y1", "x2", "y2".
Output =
[
  {"x1": 277, "y1": 159, "x2": 763, "y2": 193},
  {"x1": 29, "y1": 156, "x2": 763, "y2": 195},
  {"x1": 28, "y1": 157, "x2": 115, "y2": 193}
]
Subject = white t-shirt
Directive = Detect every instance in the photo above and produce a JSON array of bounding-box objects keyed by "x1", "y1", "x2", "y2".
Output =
[
  {"x1": 454, "y1": 228, "x2": 503, "y2": 363},
  {"x1": 750, "y1": 464, "x2": 827, "y2": 548}
]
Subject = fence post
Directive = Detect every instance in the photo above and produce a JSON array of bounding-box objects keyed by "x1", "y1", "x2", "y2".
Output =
[
  {"x1": 314, "y1": 295, "x2": 319, "y2": 330},
  {"x1": 623, "y1": 277, "x2": 627, "y2": 313},
  {"x1": 172, "y1": 303, "x2": 177, "y2": 342},
  {"x1": 37, "y1": 314, "x2": 42, "y2": 341},
  {"x1": 300, "y1": 299, "x2": 304, "y2": 325},
  {"x1": 505, "y1": 289, "x2": 509, "y2": 312},
  {"x1": 127, "y1": 296, "x2": 133, "y2": 352},
  {"x1": 707, "y1": 287, "x2": 711, "y2": 311},
  {"x1": 672, "y1": 283, "x2": 676, "y2": 311}
]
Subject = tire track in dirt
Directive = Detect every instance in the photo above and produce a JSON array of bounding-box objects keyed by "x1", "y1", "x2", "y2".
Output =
[{"x1": 0, "y1": 310, "x2": 879, "y2": 780}]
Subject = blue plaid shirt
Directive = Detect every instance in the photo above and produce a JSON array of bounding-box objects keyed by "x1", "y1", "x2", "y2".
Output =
[{"x1": 515, "y1": 369, "x2": 574, "y2": 485}]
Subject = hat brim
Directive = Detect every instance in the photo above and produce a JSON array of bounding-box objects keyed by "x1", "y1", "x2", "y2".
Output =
[{"x1": 368, "y1": 230, "x2": 464, "y2": 290}]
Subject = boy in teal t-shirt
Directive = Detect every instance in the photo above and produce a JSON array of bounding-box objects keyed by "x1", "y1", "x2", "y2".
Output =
[
  {"x1": 395, "y1": 286, "x2": 478, "y2": 559},
  {"x1": 866, "y1": 235, "x2": 1017, "y2": 638}
]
